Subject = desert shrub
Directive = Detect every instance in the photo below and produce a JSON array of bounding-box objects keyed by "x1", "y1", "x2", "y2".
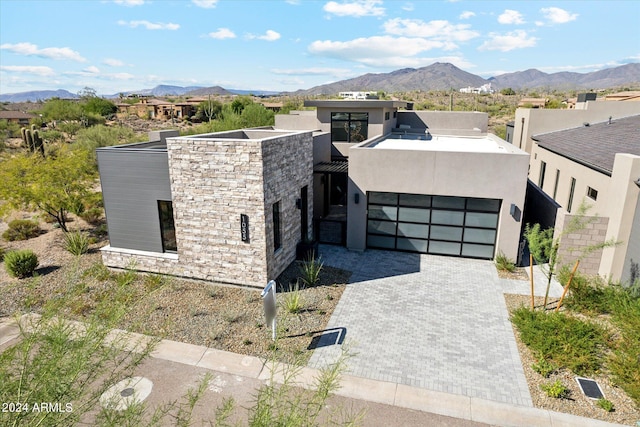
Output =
[
  {"x1": 540, "y1": 380, "x2": 569, "y2": 398},
  {"x1": 0, "y1": 246, "x2": 5, "y2": 261},
  {"x1": 511, "y1": 307, "x2": 608, "y2": 375},
  {"x1": 2, "y1": 219, "x2": 41, "y2": 241},
  {"x1": 4, "y1": 249, "x2": 39, "y2": 278},
  {"x1": 80, "y1": 207, "x2": 103, "y2": 225},
  {"x1": 494, "y1": 251, "x2": 516, "y2": 272},
  {"x1": 63, "y1": 230, "x2": 90, "y2": 255},
  {"x1": 597, "y1": 398, "x2": 614, "y2": 412},
  {"x1": 299, "y1": 254, "x2": 323, "y2": 287},
  {"x1": 531, "y1": 357, "x2": 555, "y2": 378},
  {"x1": 283, "y1": 282, "x2": 305, "y2": 314}
]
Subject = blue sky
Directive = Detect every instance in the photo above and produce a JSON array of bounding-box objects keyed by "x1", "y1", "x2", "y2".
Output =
[{"x1": 1, "y1": 0, "x2": 638, "y2": 95}]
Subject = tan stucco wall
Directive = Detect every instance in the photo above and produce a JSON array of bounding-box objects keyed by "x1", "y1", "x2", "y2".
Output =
[
  {"x1": 513, "y1": 102, "x2": 640, "y2": 153},
  {"x1": 347, "y1": 134, "x2": 529, "y2": 260},
  {"x1": 397, "y1": 111, "x2": 488, "y2": 133}
]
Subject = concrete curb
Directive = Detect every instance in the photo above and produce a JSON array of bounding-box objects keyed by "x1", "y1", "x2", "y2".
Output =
[{"x1": 0, "y1": 316, "x2": 626, "y2": 427}]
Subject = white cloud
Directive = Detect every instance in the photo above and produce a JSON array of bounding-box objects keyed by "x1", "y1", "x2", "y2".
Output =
[
  {"x1": 208, "y1": 28, "x2": 236, "y2": 39},
  {"x1": 192, "y1": 0, "x2": 218, "y2": 8},
  {"x1": 0, "y1": 42, "x2": 86, "y2": 62},
  {"x1": 323, "y1": 0, "x2": 385, "y2": 17},
  {"x1": 0, "y1": 65, "x2": 55, "y2": 76},
  {"x1": 540, "y1": 7, "x2": 578, "y2": 24},
  {"x1": 383, "y1": 18, "x2": 479, "y2": 47},
  {"x1": 459, "y1": 11, "x2": 475, "y2": 19},
  {"x1": 247, "y1": 30, "x2": 281, "y2": 41},
  {"x1": 309, "y1": 36, "x2": 459, "y2": 68},
  {"x1": 84, "y1": 66, "x2": 100, "y2": 74},
  {"x1": 402, "y1": 3, "x2": 414, "y2": 12},
  {"x1": 498, "y1": 9, "x2": 524, "y2": 25},
  {"x1": 478, "y1": 30, "x2": 537, "y2": 52},
  {"x1": 113, "y1": 0, "x2": 144, "y2": 6},
  {"x1": 117, "y1": 20, "x2": 180, "y2": 30},
  {"x1": 103, "y1": 58, "x2": 125, "y2": 66}
]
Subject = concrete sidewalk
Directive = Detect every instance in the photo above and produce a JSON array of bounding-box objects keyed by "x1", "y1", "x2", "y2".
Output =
[{"x1": 0, "y1": 317, "x2": 624, "y2": 427}]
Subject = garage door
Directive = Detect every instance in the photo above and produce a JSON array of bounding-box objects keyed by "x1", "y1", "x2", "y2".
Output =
[{"x1": 367, "y1": 192, "x2": 500, "y2": 259}]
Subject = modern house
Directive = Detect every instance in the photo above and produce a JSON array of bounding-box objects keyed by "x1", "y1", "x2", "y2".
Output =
[
  {"x1": 528, "y1": 115, "x2": 640, "y2": 283},
  {"x1": 98, "y1": 100, "x2": 530, "y2": 287}
]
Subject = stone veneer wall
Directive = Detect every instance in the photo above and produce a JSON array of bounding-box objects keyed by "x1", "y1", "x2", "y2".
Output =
[
  {"x1": 556, "y1": 213, "x2": 609, "y2": 275},
  {"x1": 166, "y1": 136, "x2": 269, "y2": 286},
  {"x1": 261, "y1": 133, "x2": 314, "y2": 281}
]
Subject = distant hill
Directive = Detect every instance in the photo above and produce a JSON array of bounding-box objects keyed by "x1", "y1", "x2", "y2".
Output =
[
  {"x1": 294, "y1": 63, "x2": 488, "y2": 96},
  {"x1": 2, "y1": 63, "x2": 639, "y2": 103},
  {"x1": 0, "y1": 89, "x2": 78, "y2": 103},
  {"x1": 489, "y1": 63, "x2": 640, "y2": 90},
  {"x1": 184, "y1": 86, "x2": 235, "y2": 96}
]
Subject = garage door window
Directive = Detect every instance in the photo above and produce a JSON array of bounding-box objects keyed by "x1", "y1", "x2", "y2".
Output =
[{"x1": 366, "y1": 192, "x2": 500, "y2": 259}]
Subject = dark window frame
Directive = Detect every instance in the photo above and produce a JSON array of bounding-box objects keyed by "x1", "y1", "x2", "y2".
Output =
[
  {"x1": 567, "y1": 177, "x2": 576, "y2": 212},
  {"x1": 273, "y1": 201, "x2": 282, "y2": 251},
  {"x1": 587, "y1": 186, "x2": 598, "y2": 201},
  {"x1": 552, "y1": 169, "x2": 560, "y2": 200},
  {"x1": 330, "y1": 112, "x2": 369, "y2": 143},
  {"x1": 538, "y1": 160, "x2": 546, "y2": 189},
  {"x1": 158, "y1": 200, "x2": 177, "y2": 253}
]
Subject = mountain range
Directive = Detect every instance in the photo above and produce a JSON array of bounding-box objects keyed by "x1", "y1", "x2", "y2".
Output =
[{"x1": 1, "y1": 63, "x2": 639, "y2": 103}]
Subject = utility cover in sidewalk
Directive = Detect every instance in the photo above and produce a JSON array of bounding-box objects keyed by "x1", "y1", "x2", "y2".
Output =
[
  {"x1": 575, "y1": 377, "x2": 604, "y2": 399},
  {"x1": 100, "y1": 376, "x2": 153, "y2": 410}
]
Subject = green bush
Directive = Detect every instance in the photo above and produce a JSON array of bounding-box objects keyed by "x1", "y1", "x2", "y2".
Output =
[
  {"x1": 596, "y1": 398, "x2": 614, "y2": 412},
  {"x1": 4, "y1": 249, "x2": 39, "y2": 278},
  {"x1": 299, "y1": 254, "x2": 323, "y2": 287},
  {"x1": 0, "y1": 246, "x2": 5, "y2": 262},
  {"x1": 63, "y1": 230, "x2": 90, "y2": 255},
  {"x1": 540, "y1": 380, "x2": 569, "y2": 398},
  {"x1": 495, "y1": 251, "x2": 516, "y2": 272},
  {"x1": 531, "y1": 357, "x2": 556, "y2": 378},
  {"x1": 511, "y1": 307, "x2": 608, "y2": 375},
  {"x1": 283, "y1": 282, "x2": 305, "y2": 314},
  {"x1": 2, "y1": 219, "x2": 41, "y2": 241},
  {"x1": 80, "y1": 207, "x2": 103, "y2": 225}
]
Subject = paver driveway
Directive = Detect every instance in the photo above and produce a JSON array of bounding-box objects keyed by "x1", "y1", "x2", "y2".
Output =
[{"x1": 308, "y1": 245, "x2": 562, "y2": 407}]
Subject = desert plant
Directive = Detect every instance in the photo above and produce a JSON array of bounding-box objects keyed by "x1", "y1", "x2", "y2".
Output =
[
  {"x1": 495, "y1": 250, "x2": 516, "y2": 272},
  {"x1": 596, "y1": 398, "x2": 614, "y2": 412},
  {"x1": 80, "y1": 207, "x2": 103, "y2": 225},
  {"x1": 531, "y1": 357, "x2": 556, "y2": 378},
  {"x1": 299, "y1": 253, "x2": 323, "y2": 287},
  {"x1": 540, "y1": 380, "x2": 569, "y2": 398},
  {"x1": 4, "y1": 249, "x2": 39, "y2": 278},
  {"x1": 2, "y1": 219, "x2": 41, "y2": 241},
  {"x1": 283, "y1": 282, "x2": 305, "y2": 314},
  {"x1": 0, "y1": 246, "x2": 5, "y2": 262},
  {"x1": 63, "y1": 230, "x2": 90, "y2": 255}
]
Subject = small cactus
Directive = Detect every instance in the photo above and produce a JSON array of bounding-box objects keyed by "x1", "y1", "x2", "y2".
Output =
[{"x1": 21, "y1": 126, "x2": 45, "y2": 156}]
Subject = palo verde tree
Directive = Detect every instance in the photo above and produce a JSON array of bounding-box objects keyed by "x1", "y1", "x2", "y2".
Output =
[
  {"x1": 525, "y1": 201, "x2": 619, "y2": 309},
  {"x1": 0, "y1": 147, "x2": 96, "y2": 232}
]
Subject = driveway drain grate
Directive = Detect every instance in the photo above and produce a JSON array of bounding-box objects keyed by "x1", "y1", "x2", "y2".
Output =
[{"x1": 575, "y1": 377, "x2": 604, "y2": 399}]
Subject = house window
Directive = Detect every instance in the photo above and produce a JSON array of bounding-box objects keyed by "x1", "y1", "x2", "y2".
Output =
[
  {"x1": 587, "y1": 186, "x2": 598, "y2": 201},
  {"x1": 567, "y1": 177, "x2": 576, "y2": 213},
  {"x1": 393, "y1": 111, "x2": 397, "y2": 118},
  {"x1": 273, "y1": 201, "x2": 282, "y2": 251},
  {"x1": 158, "y1": 200, "x2": 177, "y2": 252},
  {"x1": 331, "y1": 112, "x2": 368, "y2": 143},
  {"x1": 538, "y1": 161, "x2": 546, "y2": 188},
  {"x1": 552, "y1": 169, "x2": 560, "y2": 200},
  {"x1": 385, "y1": 111, "x2": 390, "y2": 120}
]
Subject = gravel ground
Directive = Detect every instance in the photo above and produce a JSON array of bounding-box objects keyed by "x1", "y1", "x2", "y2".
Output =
[{"x1": 505, "y1": 293, "x2": 640, "y2": 426}]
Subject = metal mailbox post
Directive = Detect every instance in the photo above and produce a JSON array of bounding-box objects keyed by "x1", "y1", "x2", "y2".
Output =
[{"x1": 261, "y1": 280, "x2": 276, "y2": 341}]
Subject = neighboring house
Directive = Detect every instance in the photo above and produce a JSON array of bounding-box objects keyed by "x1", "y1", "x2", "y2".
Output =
[
  {"x1": 0, "y1": 110, "x2": 36, "y2": 125},
  {"x1": 98, "y1": 100, "x2": 530, "y2": 287},
  {"x1": 338, "y1": 91, "x2": 379, "y2": 100},
  {"x1": 517, "y1": 98, "x2": 548, "y2": 108},
  {"x1": 604, "y1": 91, "x2": 640, "y2": 102},
  {"x1": 117, "y1": 98, "x2": 196, "y2": 120},
  {"x1": 459, "y1": 83, "x2": 494, "y2": 94},
  {"x1": 528, "y1": 115, "x2": 640, "y2": 284}
]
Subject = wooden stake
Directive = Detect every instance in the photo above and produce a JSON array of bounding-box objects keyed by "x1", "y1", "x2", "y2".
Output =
[
  {"x1": 530, "y1": 254, "x2": 535, "y2": 310},
  {"x1": 556, "y1": 260, "x2": 580, "y2": 312}
]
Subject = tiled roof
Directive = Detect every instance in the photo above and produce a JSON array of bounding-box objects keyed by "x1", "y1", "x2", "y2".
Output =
[
  {"x1": 0, "y1": 110, "x2": 36, "y2": 119},
  {"x1": 532, "y1": 115, "x2": 640, "y2": 175}
]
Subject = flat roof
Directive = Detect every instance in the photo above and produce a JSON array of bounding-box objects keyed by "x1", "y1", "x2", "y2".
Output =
[
  {"x1": 304, "y1": 100, "x2": 409, "y2": 109},
  {"x1": 366, "y1": 133, "x2": 508, "y2": 153}
]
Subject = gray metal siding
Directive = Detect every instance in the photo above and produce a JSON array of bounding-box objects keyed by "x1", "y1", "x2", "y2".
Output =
[{"x1": 97, "y1": 150, "x2": 172, "y2": 252}]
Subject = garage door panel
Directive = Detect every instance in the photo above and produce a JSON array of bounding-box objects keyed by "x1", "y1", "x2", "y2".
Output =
[
  {"x1": 397, "y1": 223, "x2": 429, "y2": 239},
  {"x1": 367, "y1": 192, "x2": 499, "y2": 259}
]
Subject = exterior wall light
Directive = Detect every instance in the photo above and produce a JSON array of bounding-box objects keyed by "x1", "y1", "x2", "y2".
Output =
[
  {"x1": 635, "y1": 178, "x2": 640, "y2": 188},
  {"x1": 354, "y1": 193, "x2": 360, "y2": 204}
]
